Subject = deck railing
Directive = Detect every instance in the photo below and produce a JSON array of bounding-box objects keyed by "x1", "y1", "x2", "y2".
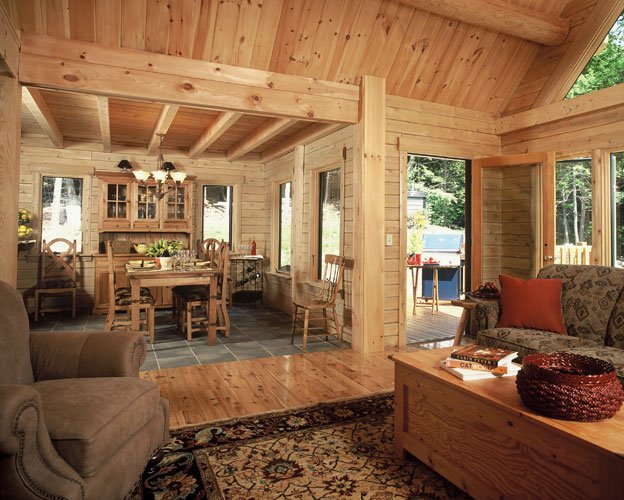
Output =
[{"x1": 555, "y1": 243, "x2": 592, "y2": 265}]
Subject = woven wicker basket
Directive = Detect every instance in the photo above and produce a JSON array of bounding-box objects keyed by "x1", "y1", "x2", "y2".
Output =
[
  {"x1": 516, "y1": 352, "x2": 624, "y2": 422},
  {"x1": 110, "y1": 240, "x2": 133, "y2": 254}
]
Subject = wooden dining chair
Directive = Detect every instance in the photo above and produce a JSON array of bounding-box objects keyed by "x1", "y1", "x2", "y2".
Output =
[
  {"x1": 34, "y1": 238, "x2": 77, "y2": 322},
  {"x1": 291, "y1": 254, "x2": 345, "y2": 353},
  {"x1": 198, "y1": 238, "x2": 221, "y2": 267},
  {"x1": 175, "y1": 241, "x2": 230, "y2": 340},
  {"x1": 104, "y1": 241, "x2": 155, "y2": 343}
]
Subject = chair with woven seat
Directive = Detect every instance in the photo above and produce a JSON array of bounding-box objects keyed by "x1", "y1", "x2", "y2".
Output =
[
  {"x1": 34, "y1": 238, "x2": 78, "y2": 322},
  {"x1": 104, "y1": 241, "x2": 155, "y2": 343},
  {"x1": 175, "y1": 242, "x2": 230, "y2": 340},
  {"x1": 291, "y1": 254, "x2": 345, "y2": 353}
]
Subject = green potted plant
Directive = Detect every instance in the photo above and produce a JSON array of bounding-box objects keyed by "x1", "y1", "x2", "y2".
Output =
[
  {"x1": 146, "y1": 239, "x2": 185, "y2": 269},
  {"x1": 407, "y1": 213, "x2": 427, "y2": 265}
]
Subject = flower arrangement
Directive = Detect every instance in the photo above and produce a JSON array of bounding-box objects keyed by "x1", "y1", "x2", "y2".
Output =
[
  {"x1": 18, "y1": 208, "x2": 33, "y2": 239},
  {"x1": 407, "y1": 213, "x2": 427, "y2": 255},
  {"x1": 146, "y1": 239, "x2": 185, "y2": 257}
]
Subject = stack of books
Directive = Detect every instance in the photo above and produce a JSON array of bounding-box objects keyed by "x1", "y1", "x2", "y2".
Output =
[{"x1": 440, "y1": 345, "x2": 520, "y2": 380}]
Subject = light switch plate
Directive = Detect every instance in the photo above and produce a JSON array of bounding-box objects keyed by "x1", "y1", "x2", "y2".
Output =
[{"x1": 386, "y1": 234, "x2": 393, "y2": 246}]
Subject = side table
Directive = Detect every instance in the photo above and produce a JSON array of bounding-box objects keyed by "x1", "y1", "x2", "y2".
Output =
[
  {"x1": 450, "y1": 299, "x2": 477, "y2": 346},
  {"x1": 408, "y1": 264, "x2": 439, "y2": 315}
]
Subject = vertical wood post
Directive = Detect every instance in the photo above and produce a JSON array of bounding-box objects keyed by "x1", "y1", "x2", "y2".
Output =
[
  {"x1": 592, "y1": 149, "x2": 611, "y2": 266},
  {"x1": 291, "y1": 145, "x2": 305, "y2": 303},
  {"x1": 352, "y1": 76, "x2": 385, "y2": 353},
  {"x1": 0, "y1": 74, "x2": 21, "y2": 287}
]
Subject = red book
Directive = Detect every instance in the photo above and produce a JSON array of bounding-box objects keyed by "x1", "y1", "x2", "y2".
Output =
[{"x1": 449, "y1": 345, "x2": 517, "y2": 367}]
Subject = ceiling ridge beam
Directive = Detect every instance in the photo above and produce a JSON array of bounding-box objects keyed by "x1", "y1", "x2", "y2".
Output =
[
  {"x1": 96, "y1": 96, "x2": 111, "y2": 152},
  {"x1": 22, "y1": 87, "x2": 64, "y2": 148},
  {"x1": 398, "y1": 0, "x2": 569, "y2": 46},
  {"x1": 189, "y1": 112, "x2": 243, "y2": 159},
  {"x1": 260, "y1": 123, "x2": 344, "y2": 163},
  {"x1": 227, "y1": 118, "x2": 294, "y2": 162},
  {"x1": 19, "y1": 35, "x2": 358, "y2": 123},
  {"x1": 147, "y1": 104, "x2": 180, "y2": 154}
]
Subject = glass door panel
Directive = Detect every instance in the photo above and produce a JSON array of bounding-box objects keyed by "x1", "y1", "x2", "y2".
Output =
[{"x1": 612, "y1": 151, "x2": 624, "y2": 267}]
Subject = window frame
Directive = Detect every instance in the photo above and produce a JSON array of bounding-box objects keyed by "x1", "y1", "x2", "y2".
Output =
[
  {"x1": 272, "y1": 178, "x2": 292, "y2": 274},
  {"x1": 31, "y1": 165, "x2": 93, "y2": 255},
  {"x1": 610, "y1": 150, "x2": 624, "y2": 267},
  {"x1": 309, "y1": 162, "x2": 344, "y2": 280},
  {"x1": 195, "y1": 178, "x2": 242, "y2": 252}
]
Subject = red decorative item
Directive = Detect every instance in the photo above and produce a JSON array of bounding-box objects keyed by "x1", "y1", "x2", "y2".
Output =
[
  {"x1": 251, "y1": 238, "x2": 256, "y2": 255},
  {"x1": 516, "y1": 352, "x2": 624, "y2": 422},
  {"x1": 414, "y1": 253, "x2": 422, "y2": 266},
  {"x1": 471, "y1": 281, "x2": 500, "y2": 299}
]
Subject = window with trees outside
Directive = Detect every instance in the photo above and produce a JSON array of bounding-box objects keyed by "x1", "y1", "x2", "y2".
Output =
[
  {"x1": 317, "y1": 168, "x2": 341, "y2": 278},
  {"x1": 566, "y1": 11, "x2": 624, "y2": 99},
  {"x1": 555, "y1": 159, "x2": 592, "y2": 260},
  {"x1": 613, "y1": 151, "x2": 624, "y2": 268},
  {"x1": 41, "y1": 176, "x2": 83, "y2": 252},
  {"x1": 202, "y1": 185, "x2": 232, "y2": 244},
  {"x1": 278, "y1": 182, "x2": 292, "y2": 272}
]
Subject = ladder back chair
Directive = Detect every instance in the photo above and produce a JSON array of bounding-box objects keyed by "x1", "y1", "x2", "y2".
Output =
[
  {"x1": 104, "y1": 241, "x2": 155, "y2": 343},
  {"x1": 291, "y1": 254, "x2": 345, "y2": 352},
  {"x1": 176, "y1": 241, "x2": 230, "y2": 340},
  {"x1": 34, "y1": 238, "x2": 77, "y2": 321}
]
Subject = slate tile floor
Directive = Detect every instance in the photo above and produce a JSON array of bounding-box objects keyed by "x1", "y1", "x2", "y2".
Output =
[{"x1": 29, "y1": 305, "x2": 350, "y2": 371}]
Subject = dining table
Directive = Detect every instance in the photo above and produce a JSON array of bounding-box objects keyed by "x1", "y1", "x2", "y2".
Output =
[{"x1": 125, "y1": 264, "x2": 220, "y2": 345}]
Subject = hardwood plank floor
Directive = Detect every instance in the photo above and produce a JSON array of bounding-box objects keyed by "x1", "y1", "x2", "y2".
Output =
[{"x1": 141, "y1": 348, "x2": 399, "y2": 427}]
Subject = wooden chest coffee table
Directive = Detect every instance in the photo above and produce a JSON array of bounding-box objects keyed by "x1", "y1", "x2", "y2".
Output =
[{"x1": 393, "y1": 347, "x2": 624, "y2": 500}]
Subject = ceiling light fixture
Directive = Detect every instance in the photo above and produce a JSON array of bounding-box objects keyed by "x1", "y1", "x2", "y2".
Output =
[{"x1": 133, "y1": 133, "x2": 187, "y2": 200}]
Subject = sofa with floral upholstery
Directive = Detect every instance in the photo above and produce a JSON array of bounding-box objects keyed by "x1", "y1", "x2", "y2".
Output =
[{"x1": 474, "y1": 264, "x2": 624, "y2": 386}]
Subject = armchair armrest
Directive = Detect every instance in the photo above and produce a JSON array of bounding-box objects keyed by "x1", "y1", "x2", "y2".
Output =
[
  {"x1": 0, "y1": 384, "x2": 84, "y2": 499},
  {"x1": 30, "y1": 331, "x2": 147, "y2": 381},
  {"x1": 471, "y1": 298, "x2": 500, "y2": 334}
]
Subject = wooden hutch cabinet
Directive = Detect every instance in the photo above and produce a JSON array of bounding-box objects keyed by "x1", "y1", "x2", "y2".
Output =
[
  {"x1": 92, "y1": 171, "x2": 195, "y2": 314},
  {"x1": 96, "y1": 171, "x2": 194, "y2": 232}
]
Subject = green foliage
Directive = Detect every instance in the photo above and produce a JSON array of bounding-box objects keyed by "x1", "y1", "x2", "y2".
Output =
[
  {"x1": 615, "y1": 152, "x2": 624, "y2": 266},
  {"x1": 407, "y1": 155, "x2": 466, "y2": 230},
  {"x1": 556, "y1": 160, "x2": 593, "y2": 245},
  {"x1": 407, "y1": 213, "x2": 427, "y2": 254},
  {"x1": 566, "y1": 13, "x2": 624, "y2": 99},
  {"x1": 146, "y1": 238, "x2": 185, "y2": 257}
]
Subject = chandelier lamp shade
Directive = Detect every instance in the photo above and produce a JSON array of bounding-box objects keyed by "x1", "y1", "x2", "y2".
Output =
[{"x1": 132, "y1": 133, "x2": 187, "y2": 200}]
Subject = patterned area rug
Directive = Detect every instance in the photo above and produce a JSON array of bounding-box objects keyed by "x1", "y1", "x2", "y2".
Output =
[{"x1": 129, "y1": 393, "x2": 470, "y2": 499}]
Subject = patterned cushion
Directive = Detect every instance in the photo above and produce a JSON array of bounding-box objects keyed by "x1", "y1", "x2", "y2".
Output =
[
  {"x1": 115, "y1": 287, "x2": 152, "y2": 299},
  {"x1": 115, "y1": 294, "x2": 155, "y2": 306},
  {"x1": 38, "y1": 279, "x2": 76, "y2": 289},
  {"x1": 606, "y1": 290, "x2": 624, "y2": 349},
  {"x1": 557, "y1": 346, "x2": 624, "y2": 387},
  {"x1": 471, "y1": 298, "x2": 500, "y2": 332},
  {"x1": 477, "y1": 328, "x2": 600, "y2": 363},
  {"x1": 537, "y1": 265, "x2": 624, "y2": 344}
]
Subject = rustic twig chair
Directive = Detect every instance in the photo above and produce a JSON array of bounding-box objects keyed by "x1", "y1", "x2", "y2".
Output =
[
  {"x1": 291, "y1": 254, "x2": 345, "y2": 352},
  {"x1": 176, "y1": 241, "x2": 230, "y2": 340},
  {"x1": 104, "y1": 241, "x2": 155, "y2": 343},
  {"x1": 34, "y1": 238, "x2": 77, "y2": 321}
]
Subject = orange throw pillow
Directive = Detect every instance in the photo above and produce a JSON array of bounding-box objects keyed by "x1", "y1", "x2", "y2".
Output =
[{"x1": 496, "y1": 274, "x2": 567, "y2": 335}]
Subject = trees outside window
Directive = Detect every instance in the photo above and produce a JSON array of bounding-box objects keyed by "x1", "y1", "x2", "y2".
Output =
[
  {"x1": 41, "y1": 176, "x2": 83, "y2": 252},
  {"x1": 555, "y1": 159, "x2": 592, "y2": 246},
  {"x1": 202, "y1": 185, "x2": 232, "y2": 243},
  {"x1": 566, "y1": 12, "x2": 624, "y2": 99},
  {"x1": 612, "y1": 151, "x2": 624, "y2": 267},
  {"x1": 278, "y1": 182, "x2": 292, "y2": 272},
  {"x1": 318, "y1": 168, "x2": 341, "y2": 278}
]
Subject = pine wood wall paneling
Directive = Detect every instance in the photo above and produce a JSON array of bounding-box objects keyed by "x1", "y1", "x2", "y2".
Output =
[
  {"x1": 120, "y1": 0, "x2": 146, "y2": 51},
  {"x1": 144, "y1": 0, "x2": 170, "y2": 54},
  {"x1": 0, "y1": 0, "x2": 19, "y2": 76},
  {"x1": 43, "y1": 0, "x2": 71, "y2": 40},
  {"x1": 94, "y1": 0, "x2": 120, "y2": 47},
  {"x1": 0, "y1": 74, "x2": 20, "y2": 287}
]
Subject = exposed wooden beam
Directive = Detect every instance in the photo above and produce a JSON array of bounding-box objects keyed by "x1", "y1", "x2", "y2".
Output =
[
  {"x1": 147, "y1": 104, "x2": 180, "y2": 154},
  {"x1": 260, "y1": 123, "x2": 343, "y2": 163},
  {"x1": 0, "y1": 2, "x2": 19, "y2": 77},
  {"x1": 227, "y1": 118, "x2": 293, "y2": 162},
  {"x1": 19, "y1": 34, "x2": 359, "y2": 123},
  {"x1": 398, "y1": 0, "x2": 569, "y2": 46},
  {"x1": 96, "y1": 96, "x2": 111, "y2": 152},
  {"x1": 189, "y1": 112, "x2": 242, "y2": 159},
  {"x1": 532, "y1": 0, "x2": 624, "y2": 107},
  {"x1": 22, "y1": 87, "x2": 64, "y2": 148},
  {"x1": 498, "y1": 83, "x2": 624, "y2": 134}
]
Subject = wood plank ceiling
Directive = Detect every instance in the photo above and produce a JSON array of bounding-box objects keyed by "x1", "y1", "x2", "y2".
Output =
[{"x1": 6, "y1": 0, "x2": 607, "y2": 158}]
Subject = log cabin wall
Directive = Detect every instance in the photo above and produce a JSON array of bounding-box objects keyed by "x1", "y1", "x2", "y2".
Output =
[
  {"x1": 16, "y1": 139, "x2": 268, "y2": 311},
  {"x1": 385, "y1": 95, "x2": 501, "y2": 347},
  {"x1": 262, "y1": 127, "x2": 355, "y2": 343}
]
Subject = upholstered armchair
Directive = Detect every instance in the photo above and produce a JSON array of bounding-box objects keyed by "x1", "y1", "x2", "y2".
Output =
[{"x1": 0, "y1": 280, "x2": 169, "y2": 500}]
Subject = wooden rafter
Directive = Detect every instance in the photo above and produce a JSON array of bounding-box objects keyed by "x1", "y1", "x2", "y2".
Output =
[
  {"x1": 260, "y1": 123, "x2": 343, "y2": 163},
  {"x1": 96, "y1": 96, "x2": 111, "y2": 152},
  {"x1": 398, "y1": 0, "x2": 569, "y2": 46},
  {"x1": 22, "y1": 87, "x2": 63, "y2": 148},
  {"x1": 147, "y1": 104, "x2": 180, "y2": 154},
  {"x1": 226, "y1": 118, "x2": 293, "y2": 162},
  {"x1": 19, "y1": 34, "x2": 359, "y2": 123},
  {"x1": 189, "y1": 112, "x2": 242, "y2": 159},
  {"x1": 0, "y1": 1, "x2": 19, "y2": 77}
]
